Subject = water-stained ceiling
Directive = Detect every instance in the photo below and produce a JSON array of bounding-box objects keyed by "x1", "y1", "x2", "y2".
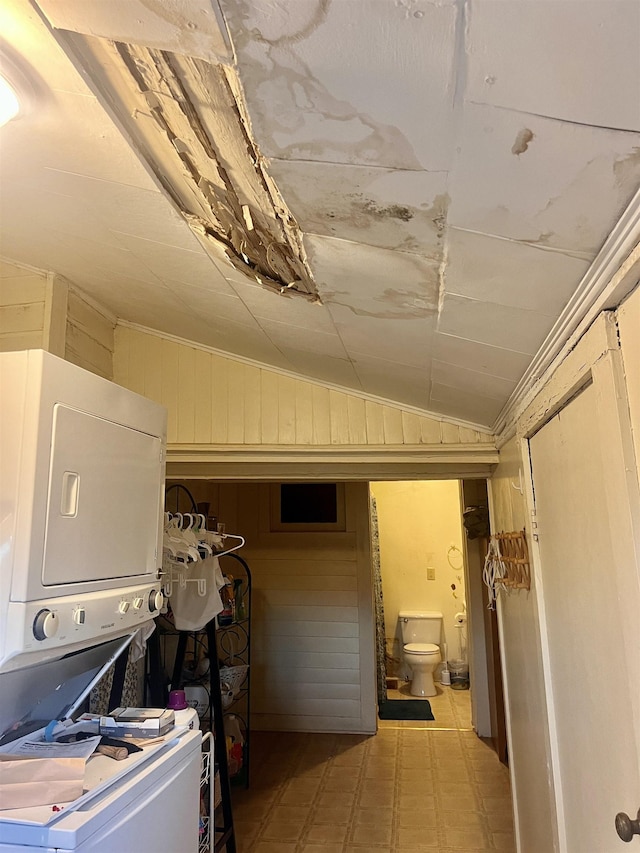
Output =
[{"x1": 1, "y1": 0, "x2": 639, "y2": 429}]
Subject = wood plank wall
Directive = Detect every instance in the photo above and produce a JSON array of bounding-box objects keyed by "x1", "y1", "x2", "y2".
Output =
[
  {"x1": 0, "y1": 260, "x2": 48, "y2": 352},
  {"x1": 173, "y1": 481, "x2": 376, "y2": 734},
  {"x1": 114, "y1": 326, "x2": 493, "y2": 448},
  {"x1": 0, "y1": 262, "x2": 115, "y2": 379},
  {"x1": 65, "y1": 288, "x2": 115, "y2": 380}
]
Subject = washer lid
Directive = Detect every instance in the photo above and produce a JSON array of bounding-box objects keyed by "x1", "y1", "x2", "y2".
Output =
[
  {"x1": 0, "y1": 632, "x2": 133, "y2": 747},
  {"x1": 405, "y1": 643, "x2": 440, "y2": 654}
]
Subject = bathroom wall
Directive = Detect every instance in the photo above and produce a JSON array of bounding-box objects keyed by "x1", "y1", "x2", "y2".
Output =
[{"x1": 369, "y1": 481, "x2": 466, "y2": 676}]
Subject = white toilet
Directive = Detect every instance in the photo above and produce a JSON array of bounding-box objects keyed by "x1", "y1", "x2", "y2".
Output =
[{"x1": 399, "y1": 610, "x2": 443, "y2": 697}]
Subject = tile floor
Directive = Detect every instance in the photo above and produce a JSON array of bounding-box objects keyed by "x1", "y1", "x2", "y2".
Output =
[
  {"x1": 382, "y1": 682, "x2": 473, "y2": 731},
  {"x1": 231, "y1": 685, "x2": 515, "y2": 852}
]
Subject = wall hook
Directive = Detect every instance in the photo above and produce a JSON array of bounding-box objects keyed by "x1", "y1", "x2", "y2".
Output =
[{"x1": 511, "y1": 469, "x2": 524, "y2": 495}]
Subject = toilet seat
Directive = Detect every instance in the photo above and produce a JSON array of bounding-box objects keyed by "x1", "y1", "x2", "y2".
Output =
[{"x1": 404, "y1": 643, "x2": 439, "y2": 655}]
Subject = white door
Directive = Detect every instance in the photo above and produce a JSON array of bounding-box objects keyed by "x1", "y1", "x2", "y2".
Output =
[{"x1": 529, "y1": 343, "x2": 640, "y2": 851}]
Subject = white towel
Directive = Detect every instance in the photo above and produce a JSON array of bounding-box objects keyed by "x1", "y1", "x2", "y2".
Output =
[
  {"x1": 170, "y1": 555, "x2": 225, "y2": 631},
  {"x1": 131, "y1": 620, "x2": 156, "y2": 662}
]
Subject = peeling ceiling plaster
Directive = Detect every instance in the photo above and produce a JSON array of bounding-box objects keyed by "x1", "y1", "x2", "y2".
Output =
[
  {"x1": 1, "y1": 0, "x2": 639, "y2": 430},
  {"x1": 66, "y1": 35, "x2": 319, "y2": 299}
]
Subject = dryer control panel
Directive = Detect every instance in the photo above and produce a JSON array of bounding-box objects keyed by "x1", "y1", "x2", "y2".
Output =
[{"x1": 1, "y1": 583, "x2": 164, "y2": 673}]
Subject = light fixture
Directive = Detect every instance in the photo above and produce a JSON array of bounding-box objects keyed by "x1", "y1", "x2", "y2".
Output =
[
  {"x1": 0, "y1": 73, "x2": 20, "y2": 126},
  {"x1": 0, "y1": 49, "x2": 36, "y2": 128}
]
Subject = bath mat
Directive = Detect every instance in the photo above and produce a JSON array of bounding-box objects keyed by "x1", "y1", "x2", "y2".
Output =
[{"x1": 378, "y1": 699, "x2": 434, "y2": 721}]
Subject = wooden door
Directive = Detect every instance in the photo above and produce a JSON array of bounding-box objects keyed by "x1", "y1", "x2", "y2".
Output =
[{"x1": 529, "y1": 348, "x2": 640, "y2": 851}]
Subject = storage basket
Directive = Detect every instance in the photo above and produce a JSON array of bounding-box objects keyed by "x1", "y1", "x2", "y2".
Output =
[{"x1": 219, "y1": 664, "x2": 248, "y2": 695}]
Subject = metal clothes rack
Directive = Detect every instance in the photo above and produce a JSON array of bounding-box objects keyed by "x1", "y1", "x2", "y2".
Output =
[
  {"x1": 161, "y1": 621, "x2": 238, "y2": 852},
  {"x1": 152, "y1": 484, "x2": 239, "y2": 853},
  {"x1": 215, "y1": 553, "x2": 251, "y2": 791},
  {"x1": 208, "y1": 623, "x2": 236, "y2": 853},
  {"x1": 164, "y1": 483, "x2": 198, "y2": 514}
]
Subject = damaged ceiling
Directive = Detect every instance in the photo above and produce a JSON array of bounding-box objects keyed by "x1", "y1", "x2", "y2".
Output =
[{"x1": 1, "y1": 0, "x2": 639, "y2": 429}]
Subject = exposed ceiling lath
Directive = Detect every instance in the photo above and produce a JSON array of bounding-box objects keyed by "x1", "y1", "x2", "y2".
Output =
[{"x1": 75, "y1": 35, "x2": 319, "y2": 301}]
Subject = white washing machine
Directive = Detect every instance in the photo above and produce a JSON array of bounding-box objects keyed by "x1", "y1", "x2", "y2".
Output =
[{"x1": 0, "y1": 351, "x2": 201, "y2": 852}]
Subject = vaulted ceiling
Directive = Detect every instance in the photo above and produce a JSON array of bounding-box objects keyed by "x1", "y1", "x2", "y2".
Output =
[{"x1": 1, "y1": 0, "x2": 639, "y2": 429}]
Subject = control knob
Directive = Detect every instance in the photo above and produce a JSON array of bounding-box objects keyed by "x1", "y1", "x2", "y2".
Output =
[
  {"x1": 132, "y1": 597, "x2": 144, "y2": 610},
  {"x1": 118, "y1": 601, "x2": 130, "y2": 614},
  {"x1": 73, "y1": 608, "x2": 86, "y2": 625},
  {"x1": 33, "y1": 609, "x2": 59, "y2": 641},
  {"x1": 148, "y1": 589, "x2": 164, "y2": 613}
]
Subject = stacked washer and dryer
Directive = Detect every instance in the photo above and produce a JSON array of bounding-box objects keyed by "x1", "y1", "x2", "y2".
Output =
[{"x1": 0, "y1": 350, "x2": 202, "y2": 853}]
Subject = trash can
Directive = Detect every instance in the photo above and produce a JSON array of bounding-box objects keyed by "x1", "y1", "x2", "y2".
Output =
[{"x1": 448, "y1": 659, "x2": 469, "y2": 690}]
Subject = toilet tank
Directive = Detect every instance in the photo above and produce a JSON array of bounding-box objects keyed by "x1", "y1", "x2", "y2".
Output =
[{"x1": 399, "y1": 611, "x2": 443, "y2": 644}]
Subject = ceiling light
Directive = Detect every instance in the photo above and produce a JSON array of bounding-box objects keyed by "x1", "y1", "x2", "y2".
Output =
[
  {"x1": 0, "y1": 73, "x2": 19, "y2": 126},
  {"x1": 0, "y1": 49, "x2": 36, "y2": 128}
]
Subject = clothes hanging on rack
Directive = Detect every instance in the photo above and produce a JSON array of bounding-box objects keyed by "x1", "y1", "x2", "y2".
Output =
[
  {"x1": 171, "y1": 554, "x2": 226, "y2": 631},
  {"x1": 161, "y1": 513, "x2": 246, "y2": 632}
]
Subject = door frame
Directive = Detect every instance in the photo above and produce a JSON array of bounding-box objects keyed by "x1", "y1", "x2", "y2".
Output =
[
  {"x1": 168, "y1": 471, "x2": 500, "y2": 743},
  {"x1": 513, "y1": 310, "x2": 640, "y2": 853}
]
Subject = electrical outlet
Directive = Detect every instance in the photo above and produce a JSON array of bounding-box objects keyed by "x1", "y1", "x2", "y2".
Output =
[{"x1": 427, "y1": 566, "x2": 436, "y2": 581}]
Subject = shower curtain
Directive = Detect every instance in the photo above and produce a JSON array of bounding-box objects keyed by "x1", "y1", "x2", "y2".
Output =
[{"x1": 370, "y1": 496, "x2": 387, "y2": 705}]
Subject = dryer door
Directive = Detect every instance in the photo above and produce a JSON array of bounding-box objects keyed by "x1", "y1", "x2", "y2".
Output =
[{"x1": 40, "y1": 404, "x2": 162, "y2": 591}]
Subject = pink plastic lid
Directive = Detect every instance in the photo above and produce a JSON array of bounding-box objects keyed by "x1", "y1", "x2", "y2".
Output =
[{"x1": 167, "y1": 689, "x2": 188, "y2": 710}]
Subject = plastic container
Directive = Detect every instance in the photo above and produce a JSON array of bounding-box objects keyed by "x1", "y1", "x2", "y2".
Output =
[
  {"x1": 184, "y1": 683, "x2": 210, "y2": 716},
  {"x1": 167, "y1": 689, "x2": 188, "y2": 710},
  {"x1": 448, "y1": 659, "x2": 469, "y2": 690}
]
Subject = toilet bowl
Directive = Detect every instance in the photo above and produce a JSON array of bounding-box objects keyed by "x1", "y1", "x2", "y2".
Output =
[
  {"x1": 403, "y1": 643, "x2": 441, "y2": 697},
  {"x1": 399, "y1": 610, "x2": 443, "y2": 697}
]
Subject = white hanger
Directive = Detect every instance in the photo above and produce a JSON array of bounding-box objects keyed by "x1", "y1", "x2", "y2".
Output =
[
  {"x1": 164, "y1": 515, "x2": 199, "y2": 561},
  {"x1": 215, "y1": 533, "x2": 246, "y2": 556}
]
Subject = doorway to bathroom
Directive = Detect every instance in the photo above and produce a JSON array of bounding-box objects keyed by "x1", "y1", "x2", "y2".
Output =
[
  {"x1": 165, "y1": 476, "x2": 502, "y2": 748},
  {"x1": 371, "y1": 481, "x2": 476, "y2": 731}
]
